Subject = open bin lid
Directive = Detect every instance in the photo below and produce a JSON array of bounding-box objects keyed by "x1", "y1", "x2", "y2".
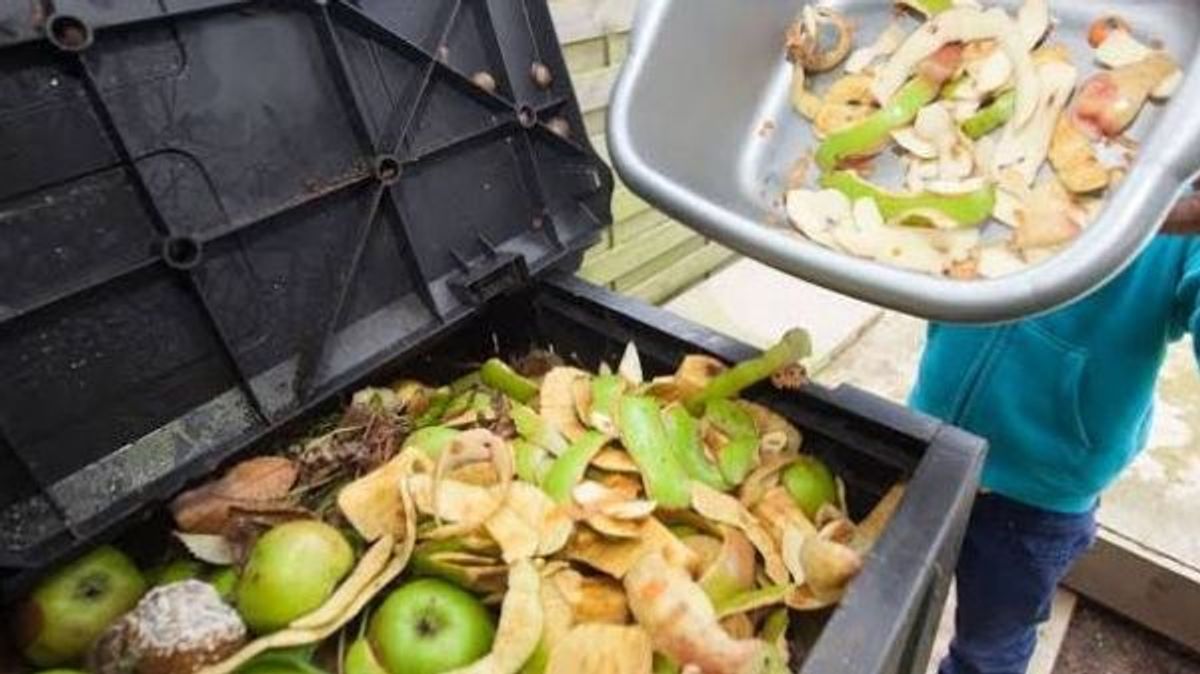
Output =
[
  {"x1": 608, "y1": 0, "x2": 1200, "y2": 324},
  {"x1": 0, "y1": 1, "x2": 611, "y2": 571}
]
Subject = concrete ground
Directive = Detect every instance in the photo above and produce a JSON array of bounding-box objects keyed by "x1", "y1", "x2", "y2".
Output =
[{"x1": 665, "y1": 258, "x2": 1200, "y2": 673}]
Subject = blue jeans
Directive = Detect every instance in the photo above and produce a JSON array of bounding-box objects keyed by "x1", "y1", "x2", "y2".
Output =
[{"x1": 939, "y1": 493, "x2": 1097, "y2": 674}]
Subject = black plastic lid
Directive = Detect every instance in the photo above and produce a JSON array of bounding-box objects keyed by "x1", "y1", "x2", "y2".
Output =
[{"x1": 0, "y1": 0, "x2": 612, "y2": 570}]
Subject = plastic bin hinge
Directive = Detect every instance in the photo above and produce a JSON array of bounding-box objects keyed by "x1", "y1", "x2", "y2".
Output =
[{"x1": 451, "y1": 252, "x2": 531, "y2": 306}]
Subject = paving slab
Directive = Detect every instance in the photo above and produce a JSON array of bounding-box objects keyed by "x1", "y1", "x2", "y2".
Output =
[
  {"x1": 664, "y1": 258, "x2": 882, "y2": 370},
  {"x1": 1100, "y1": 336, "x2": 1200, "y2": 569}
]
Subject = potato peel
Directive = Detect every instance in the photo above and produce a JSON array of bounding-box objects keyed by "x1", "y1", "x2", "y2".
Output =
[{"x1": 546, "y1": 624, "x2": 653, "y2": 674}]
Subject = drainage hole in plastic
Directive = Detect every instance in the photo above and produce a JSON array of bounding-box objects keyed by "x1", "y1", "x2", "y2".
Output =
[
  {"x1": 46, "y1": 14, "x2": 93, "y2": 52},
  {"x1": 162, "y1": 236, "x2": 203, "y2": 270},
  {"x1": 375, "y1": 155, "x2": 402, "y2": 184}
]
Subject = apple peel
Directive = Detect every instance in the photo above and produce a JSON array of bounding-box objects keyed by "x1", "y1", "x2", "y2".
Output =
[
  {"x1": 624, "y1": 552, "x2": 771, "y2": 674},
  {"x1": 444, "y1": 560, "x2": 542, "y2": 674},
  {"x1": 691, "y1": 483, "x2": 790, "y2": 585}
]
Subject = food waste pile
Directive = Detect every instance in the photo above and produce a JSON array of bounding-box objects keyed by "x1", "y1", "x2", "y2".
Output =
[
  {"x1": 6, "y1": 330, "x2": 907, "y2": 674},
  {"x1": 783, "y1": 0, "x2": 1183, "y2": 278}
]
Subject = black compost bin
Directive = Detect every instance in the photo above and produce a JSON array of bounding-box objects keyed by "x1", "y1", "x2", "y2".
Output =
[{"x1": 0, "y1": 2, "x2": 985, "y2": 673}]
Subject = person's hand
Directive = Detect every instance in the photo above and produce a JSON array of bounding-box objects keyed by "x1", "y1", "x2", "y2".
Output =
[{"x1": 1162, "y1": 180, "x2": 1200, "y2": 235}]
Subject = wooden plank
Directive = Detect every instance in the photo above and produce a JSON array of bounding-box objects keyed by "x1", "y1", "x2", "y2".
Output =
[
  {"x1": 583, "y1": 108, "x2": 607, "y2": 136},
  {"x1": 613, "y1": 235, "x2": 706, "y2": 291},
  {"x1": 612, "y1": 183, "x2": 651, "y2": 223},
  {"x1": 612, "y1": 207, "x2": 665, "y2": 244},
  {"x1": 608, "y1": 32, "x2": 630, "y2": 63},
  {"x1": 563, "y1": 37, "x2": 610, "y2": 73},
  {"x1": 1064, "y1": 526, "x2": 1200, "y2": 653},
  {"x1": 549, "y1": 0, "x2": 637, "y2": 44},
  {"x1": 579, "y1": 220, "x2": 698, "y2": 285},
  {"x1": 625, "y1": 242, "x2": 739, "y2": 304},
  {"x1": 589, "y1": 132, "x2": 611, "y2": 166},
  {"x1": 573, "y1": 65, "x2": 621, "y2": 113}
]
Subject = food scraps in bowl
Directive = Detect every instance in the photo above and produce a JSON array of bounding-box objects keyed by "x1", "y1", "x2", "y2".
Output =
[{"x1": 782, "y1": 0, "x2": 1183, "y2": 279}]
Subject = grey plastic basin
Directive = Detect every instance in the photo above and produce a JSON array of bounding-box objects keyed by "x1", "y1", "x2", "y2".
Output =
[{"x1": 609, "y1": 0, "x2": 1200, "y2": 323}]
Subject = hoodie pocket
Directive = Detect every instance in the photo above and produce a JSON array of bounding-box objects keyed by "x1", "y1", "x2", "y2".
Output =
[{"x1": 959, "y1": 321, "x2": 1093, "y2": 453}]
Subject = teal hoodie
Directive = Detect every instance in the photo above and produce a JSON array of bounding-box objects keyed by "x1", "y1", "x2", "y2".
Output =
[{"x1": 910, "y1": 236, "x2": 1200, "y2": 513}]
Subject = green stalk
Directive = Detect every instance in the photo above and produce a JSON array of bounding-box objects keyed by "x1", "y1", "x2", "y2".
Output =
[
  {"x1": 541, "y1": 431, "x2": 609, "y2": 502},
  {"x1": 820, "y1": 171, "x2": 996, "y2": 227},
  {"x1": 618, "y1": 396, "x2": 693, "y2": 508},
  {"x1": 683, "y1": 329, "x2": 812, "y2": 414},
  {"x1": 816, "y1": 77, "x2": 940, "y2": 170},
  {"x1": 961, "y1": 90, "x2": 1016, "y2": 140},
  {"x1": 663, "y1": 406, "x2": 728, "y2": 491},
  {"x1": 480, "y1": 358, "x2": 540, "y2": 403}
]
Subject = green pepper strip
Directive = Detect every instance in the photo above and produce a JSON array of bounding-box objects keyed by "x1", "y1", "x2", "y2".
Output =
[
  {"x1": 683, "y1": 329, "x2": 812, "y2": 415},
  {"x1": 704, "y1": 399, "x2": 760, "y2": 486},
  {"x1": 541, "y1": 431, "x2": 609, "y2": 503},
  {"x1": 820, "y1": 171, "x2": 996, "y2": 227},
  {"x1": 479, "y1": 358, "x2": 540, "y2": 403},
  {"x1": 589, "y1": 374, "x2": 625, "y2": 428},
  {"x1": 961, "y1": 90, "x2": 1016, "y2": 140},
  {"x1": 761, "y1": 607, "x2": 790, "y2": 644},
  {"x1": 663, "y1": 406, "x2": 728, "y2": 491},
  {"x1": 413, "y1": 387, "x2": 452, "y2": 428},
  {"x1": 402, "y1": 425, "x2": 460, "y2": 458},
  {"x1": 513, "y1": 438, "x2": 550, "y2": 485},
  {"x1": 816, "y1": 77, "x2": 940, "y2": 171},
  {"x1": 713, "y1": 584, "x2": 794, "y2": 618},
  {"x1": 512, "y1": 402, "x2": 569, "y2": 454},
  {"x1": 899, "y1": 0, "x2": 952, "y2": 16},
  {"x1": 618, "y1": 396, "x2": 694, "y2": 509}
]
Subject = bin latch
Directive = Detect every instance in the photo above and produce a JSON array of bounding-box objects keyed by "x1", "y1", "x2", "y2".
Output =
[{"x1": 452, "y1": 252, "x2": 530, "y2": 305}]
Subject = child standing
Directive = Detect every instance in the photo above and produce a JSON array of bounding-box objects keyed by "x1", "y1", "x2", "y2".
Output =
[{"x1": 911, "y1": 192, "x2": 1200, "y2": 674}]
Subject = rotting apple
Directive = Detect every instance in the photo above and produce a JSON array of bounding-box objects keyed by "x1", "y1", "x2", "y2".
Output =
[
  {"x1": 369, "y1": 578, "x2": 496, "y2": 674},
  {"x1": 782, "y1": 456, "x2": 838, "y2": 520},
  {"x1": 14, "y1": 546, "x2": 146, "y2": 667},
  {"x1": 344, "y1": 637, "x2": 389, "y2": 674},
  {"x1": 235, "y1": 520, "x2": 354, "y2": 634}
]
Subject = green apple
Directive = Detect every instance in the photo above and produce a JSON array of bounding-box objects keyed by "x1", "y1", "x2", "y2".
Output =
[
  {"x1": 14, "y1": 546, "x2": 146, "y2": 667},
  {"x1": 148, "y1": 558, "x2": 205, "y2": 586},
  {"x1": 369, "y1": 578, "x2": 495, "y2": 674},
  {"x1": 236, "y1": 521, "x2": 354, "y2": 634},
  {"x1": 208, "y1": 567, "x2": 238, "y2": 602},
  {"x1": 344, "y1": 637, "x2": 388, "y2": 674},
  {"x1": 236, "y1": 650, "x2": 327, "y2": 674},
  {"x1": 782, "y1": 456, "x2": 838, "y2": 519}
]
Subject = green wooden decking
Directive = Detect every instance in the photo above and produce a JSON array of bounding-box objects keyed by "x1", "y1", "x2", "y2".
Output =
[{"x1": 551, "y1": 0, "x2": 738, "y2": 303}]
